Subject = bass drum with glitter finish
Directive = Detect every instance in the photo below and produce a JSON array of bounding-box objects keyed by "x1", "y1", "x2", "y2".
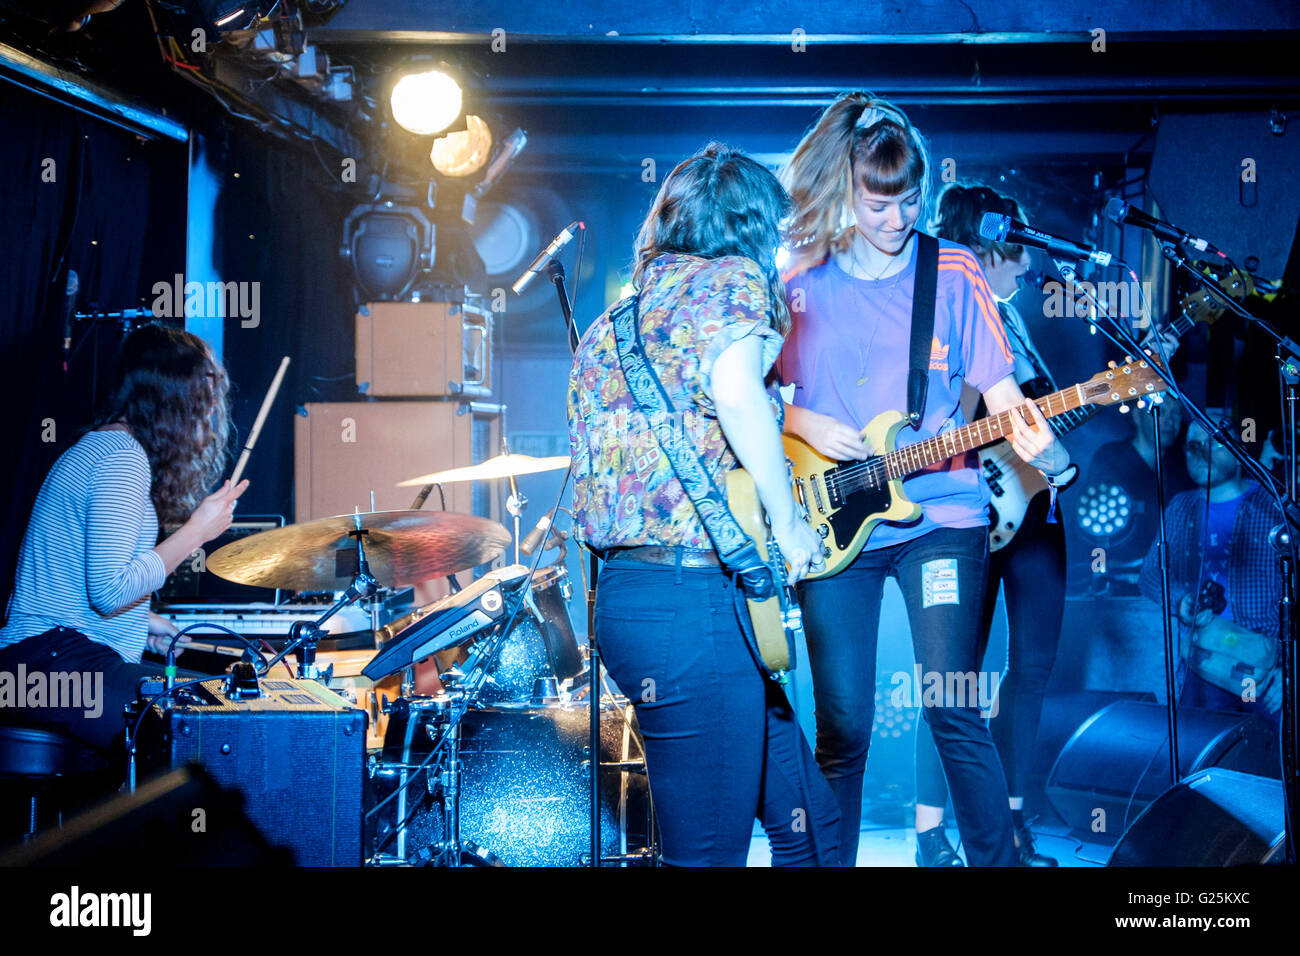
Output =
[{"x1": 367, "y1": 698, "x2": 654, "y2": 866}]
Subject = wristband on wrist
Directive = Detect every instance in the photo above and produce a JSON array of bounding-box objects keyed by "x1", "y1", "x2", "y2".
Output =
[{"x1": 1042, "y1": 462, "x2": 1078, "y2": 489}]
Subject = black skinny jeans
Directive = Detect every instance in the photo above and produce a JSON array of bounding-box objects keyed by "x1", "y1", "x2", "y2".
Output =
[
  {"x1": 915, "y1": 492, "x2": 1065, "y2": 807},
  {"x1": 799, "y1": 525, "x2": 1018, "y2": 866},
  {"x1": 595, "y1": 556, "x2": 841, "y2": 866}
]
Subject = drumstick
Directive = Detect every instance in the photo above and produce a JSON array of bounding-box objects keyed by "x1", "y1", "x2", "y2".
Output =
[{"x1": 230, "y1": 355, "x2": 290, "y2": 486}]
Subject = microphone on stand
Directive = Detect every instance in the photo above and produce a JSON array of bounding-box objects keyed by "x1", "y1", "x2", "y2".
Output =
[
  {"x1": 512, "y1": 221, "x2": 582, "y2": 295},
  {"x1": 979, "y1": 213, "x2": 1115, "y2": 266},
  {"x1": 1105, "y1": 197, "x2": 1220, "y2": 256},
  {"x1": 520, "y1": 513, "x2": 568, "y2": 557}
]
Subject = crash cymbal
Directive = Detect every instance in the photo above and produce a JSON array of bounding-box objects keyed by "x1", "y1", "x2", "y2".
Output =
[
  {"x1": 207, "y1": 510, "x2": 511, "y2": 591},
  {"x1": 396, "y1": 453, "x2": 570, "y2": 487}
]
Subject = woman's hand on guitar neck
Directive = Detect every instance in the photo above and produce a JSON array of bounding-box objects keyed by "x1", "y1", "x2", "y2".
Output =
[
  {"x1": 785, "y1": 405, "x2": 874, "y2": 461},
  {"x1": 1006, "y1": 399, "x2": 1069, "y2": 475}
]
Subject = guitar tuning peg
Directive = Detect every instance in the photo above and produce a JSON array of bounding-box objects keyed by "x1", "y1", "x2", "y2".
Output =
[
  {"x1": 1124, "y1": 355, "x2": 1133, "y2": 364},
  {"x1": 1107, "y1": 360, "x2": 1117, "y2": 369},
  {"x1": 1119, "y1": 403, "x2": 1131, "y2": 414},
  {"x1": 1136, "y1": 398, "x2": 1147, "y2": 410}
]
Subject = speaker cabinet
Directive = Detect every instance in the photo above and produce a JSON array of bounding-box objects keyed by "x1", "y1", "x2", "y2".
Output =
[
  {"x1": 1108, "y1": 768, "x2": 1284, "y2": 866},
  {"x1": 134, "y1": 678, "x2": 366, "y2": 866},
  {"x1": 1046, "y1": 700, "x2": 1278, "y2": 839}
]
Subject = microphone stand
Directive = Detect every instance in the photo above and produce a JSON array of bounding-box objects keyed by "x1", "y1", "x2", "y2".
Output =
[
  {"x1": 1051, "y1": 256, "x2": 1185, "y2": 788},
  {"x1": 1055, "y1": 246, "x2": 1300, "y2": 864},
  {"x1": 1154, "y1": 241, "x2": 1300, "y2": 863},
  {"x1": 546, "y1": 257, "x2": 606, "y2": 867}
]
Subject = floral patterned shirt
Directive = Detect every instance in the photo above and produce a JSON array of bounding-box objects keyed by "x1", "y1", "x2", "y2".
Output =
[{"x1": 568, "y1": 253, "x2": 783, "y2": 550}]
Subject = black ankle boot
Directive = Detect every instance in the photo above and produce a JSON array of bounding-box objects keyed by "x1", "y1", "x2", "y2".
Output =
[
  {"x1": 1014, "y1": 824, "x2": 1058, "y2": 867},
  {"x1": 915, "y1": 827, "x2": 965, "y2": 867}
]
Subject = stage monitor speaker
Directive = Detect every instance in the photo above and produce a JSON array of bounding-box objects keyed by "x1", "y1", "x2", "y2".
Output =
[
  {"x1": 133, "y1": 677, "x2": 366, "y2": 866},
  {"x1": 1149, "y1": 111, "x2": 1300, "y2": 278},
  {"x1": 1108, "y1": 768, "x2": 1284, "y2": 866},
  {"x1": 0, "y1": 765, "x2": 292, "y2": 866},
  {"x1": 1045, "y1": 700, "x2": 1278, "y2": 840}
]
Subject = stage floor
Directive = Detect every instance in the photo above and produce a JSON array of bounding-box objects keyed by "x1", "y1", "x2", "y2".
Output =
[{"x1": 746, "y1": 821, "x2": 1110, "y2": 867}]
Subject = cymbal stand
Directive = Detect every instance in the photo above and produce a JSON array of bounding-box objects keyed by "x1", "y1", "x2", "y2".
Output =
[{"x1": 260, "y1": 520, "x2": 379, "y2": 680}]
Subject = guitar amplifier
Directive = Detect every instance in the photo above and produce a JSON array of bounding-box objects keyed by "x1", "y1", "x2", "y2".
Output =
[{"x1": 133, "y1": 677, "x2": 366, "y2": 866}]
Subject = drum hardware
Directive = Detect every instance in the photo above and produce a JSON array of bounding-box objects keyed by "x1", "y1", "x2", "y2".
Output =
[{"x1": 257, "y1": 514, "x2": 380, "y2": 681}]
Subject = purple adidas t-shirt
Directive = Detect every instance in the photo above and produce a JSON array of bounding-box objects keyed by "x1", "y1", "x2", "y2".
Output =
[{"x1": 777, "y1": 236, "x2": 1016, "y2": 550}]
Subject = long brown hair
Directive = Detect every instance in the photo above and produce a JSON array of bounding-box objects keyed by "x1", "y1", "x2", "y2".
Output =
[
  {"x1": 781, "y1": 92, "x2": 933, "y2": 271},
  {"x1": 632, "y1": 142, "x2": 792, "y2": 335},
  {"x1": 932, "y1": 181, "x2": 1026, "y2": 264},
  {"x1": 93, "y1": 324, "x2": 230, "y2": 525}
]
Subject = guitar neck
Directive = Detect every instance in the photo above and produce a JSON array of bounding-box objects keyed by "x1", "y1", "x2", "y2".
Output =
[{"x1": 885, "y1": 385, "x2": 1089, "y2": 479}]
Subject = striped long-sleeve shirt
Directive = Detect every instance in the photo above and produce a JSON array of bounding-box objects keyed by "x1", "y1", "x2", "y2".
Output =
[{"x1": 0, "y1": 430, "x2": 167, "y2": 663}]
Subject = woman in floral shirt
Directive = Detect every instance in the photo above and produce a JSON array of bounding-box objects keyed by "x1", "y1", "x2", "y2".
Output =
[{"x1": 568, "y1": 143, "x2": 838, "y2": 866}]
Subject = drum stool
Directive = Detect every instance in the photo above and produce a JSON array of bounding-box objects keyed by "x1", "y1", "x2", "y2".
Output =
[{"x1": 0, "y1": 726, "x2": 111, "y2": 844}]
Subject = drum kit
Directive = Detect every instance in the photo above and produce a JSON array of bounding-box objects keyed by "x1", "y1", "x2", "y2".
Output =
[{"x1": 204, "y1": 453, "x2": 656, "y2": 867}]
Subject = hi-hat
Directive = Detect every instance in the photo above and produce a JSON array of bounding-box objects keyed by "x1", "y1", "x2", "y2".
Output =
[
  {"x1": 207, "y1": 510, "x2": 511, "y2": 591},
  {"x1": 397, "y1": 454, "x2": 570, "y2": 487}
]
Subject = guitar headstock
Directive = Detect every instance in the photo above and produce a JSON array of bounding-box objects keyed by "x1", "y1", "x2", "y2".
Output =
[{"x1": 1079, "y1": 355, "x2": 1170, "y2": 408}]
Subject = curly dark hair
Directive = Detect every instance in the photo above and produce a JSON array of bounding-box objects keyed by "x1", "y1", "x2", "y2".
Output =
[{"x1": 93, "y1": 324, "x2": 231, "y2": 526}]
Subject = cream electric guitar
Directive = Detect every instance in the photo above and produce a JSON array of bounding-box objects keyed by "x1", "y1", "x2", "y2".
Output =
[
  {"x1": 789, "y1": 356, "x2": 1169, "y2": 580},
  {"x1": 724, "y1": 467, "x2": 807, "y2": 677}
]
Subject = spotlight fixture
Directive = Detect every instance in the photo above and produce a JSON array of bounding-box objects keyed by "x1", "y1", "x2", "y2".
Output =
[
  {"x1": 432, "y1": 115, "x2": 493, "y2": 177},
  {"x1": 340, "y1": 202, "x2": 435, "y2": 301},
  {"x1": 390, "y1": 69, "x2": 463, "y2": 136}
]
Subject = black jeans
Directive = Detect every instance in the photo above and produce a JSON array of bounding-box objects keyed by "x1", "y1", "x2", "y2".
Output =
[
  {"x1": 799, "y1": 525, "x2": 1018, "y2": 866},
  {"x1": 595, "y1": 557, "x2": 841, "y2": 866},
  {"x1": 0, "y1": 627, "x2": 199, "y2": 755},
  {"x1": 916, "y1": 492, "x2": 1066, "y2": 805}
]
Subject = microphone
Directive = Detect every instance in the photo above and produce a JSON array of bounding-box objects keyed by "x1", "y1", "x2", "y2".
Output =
[
  {"x1": 519, "y1": 513, "x2": 567, "y2": 557},
  {"x1": 512, "y1": 221, "x2": 581, "y2": 294},
  {"x1": 979, "y1": 213, "x2": 1113, "y2": 266},
  {"x1": 1105, "y1": 197, "x2": 1218, "y2": 255},
  {"x1": 62, "y1": 269, "x2": 79, "y2": 372}
]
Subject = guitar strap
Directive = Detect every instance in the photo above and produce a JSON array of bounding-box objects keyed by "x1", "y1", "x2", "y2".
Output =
[
  {"x1": 608, "y1": 293, "x2": 775, "y2": 602},
  {"x1": 907, "y1": 232, "x2": 940, "y2": 430}
]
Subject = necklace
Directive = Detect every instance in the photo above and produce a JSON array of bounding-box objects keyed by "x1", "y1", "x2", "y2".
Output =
[{"x1": 849, "y1": 233, "x2": 911, "y2": 386}]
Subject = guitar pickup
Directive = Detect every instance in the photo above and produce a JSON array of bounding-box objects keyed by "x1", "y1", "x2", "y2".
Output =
[{"x1": 810, "y1": 476, "x2": 826, "y2": 514}]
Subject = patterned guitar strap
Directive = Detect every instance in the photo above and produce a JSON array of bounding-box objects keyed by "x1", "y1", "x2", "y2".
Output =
[{"x1": 608, "y1": 294, "x2": 776, "y2": 603}]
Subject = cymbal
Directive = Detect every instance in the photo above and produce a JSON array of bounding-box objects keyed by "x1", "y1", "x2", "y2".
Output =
[
  {"x1": 207, "y1": 510, "x2": 511, "y2": 591},
  {"x1": 397, "y1": 453, "x2": 570, "y2": 487}
]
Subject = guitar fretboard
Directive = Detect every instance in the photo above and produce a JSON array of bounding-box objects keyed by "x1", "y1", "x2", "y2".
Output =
[{"x1": 882, "y1": 384, "x2": 1088, "y2": 480}]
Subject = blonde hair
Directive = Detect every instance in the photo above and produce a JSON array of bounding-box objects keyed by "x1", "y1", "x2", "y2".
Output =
[
  {"x1": 781, "y1": 92, "x2": 933, "y2": 271},
  {"x1": 632, "y1": 142, "x2": 792, "y2": 335}
]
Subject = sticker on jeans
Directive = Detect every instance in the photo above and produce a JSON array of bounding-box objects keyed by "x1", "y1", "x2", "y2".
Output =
[{"x1": 920, "y1": 558, "x2": 959, "y2": 608}]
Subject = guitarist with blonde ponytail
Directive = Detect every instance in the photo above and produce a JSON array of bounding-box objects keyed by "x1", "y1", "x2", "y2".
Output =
[{"x1": 777, "y1": 93, "x2": 1072, "y2": 866}]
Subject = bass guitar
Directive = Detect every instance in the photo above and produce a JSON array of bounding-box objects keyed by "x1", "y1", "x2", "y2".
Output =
[{"x1": 790, "y1": 356, "x2": 1169, "y2": 579}]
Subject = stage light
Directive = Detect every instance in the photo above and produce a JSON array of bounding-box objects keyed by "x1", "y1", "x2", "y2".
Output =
[
  {"x1": 1075, "y1": 483, "x2": 1132, "y2": 540},
  {"x1": 432, "y1": 114, "x2": 493, "y2": 177},
  {"x1": 340, "y1": 202, "x2": 435, "y2": 301},
  {"x1": 390, "y1": 69, "x2": 462, "y2": 136}
]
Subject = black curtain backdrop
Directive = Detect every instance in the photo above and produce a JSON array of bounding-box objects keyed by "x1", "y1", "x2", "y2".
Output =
[
  {"x1": 0, "y1": 84, "x2": 186, "y2": 618},
  {"x1": 208, "y1": 128, "x2": 359, "y2": 522}
]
